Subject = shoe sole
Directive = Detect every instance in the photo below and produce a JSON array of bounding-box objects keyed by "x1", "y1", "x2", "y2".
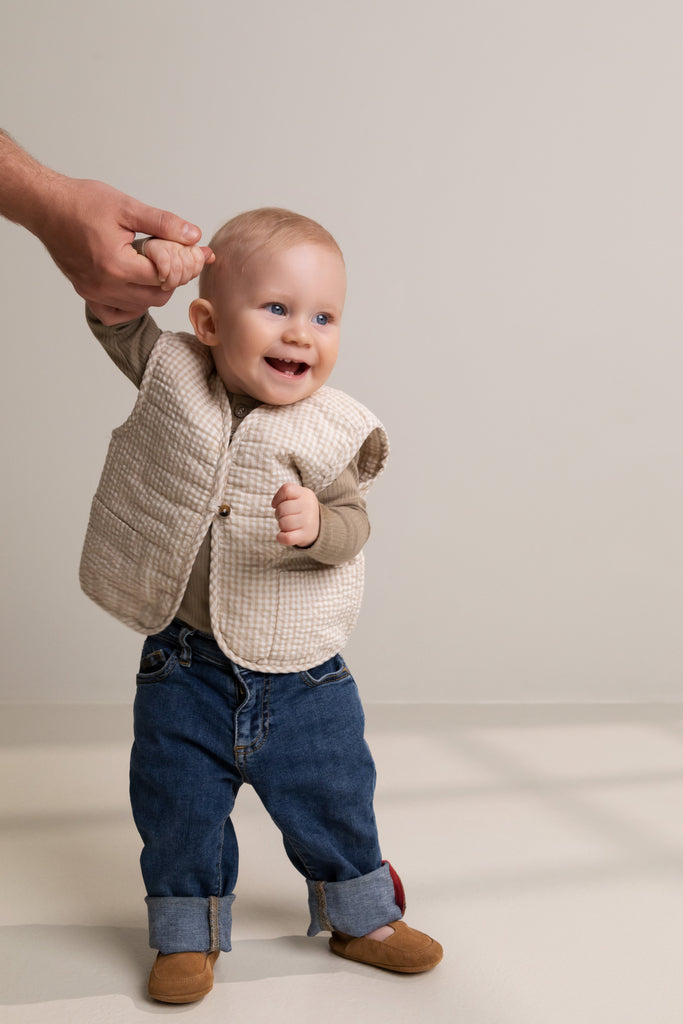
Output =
[
  {"x1": 329, "y1": 943, "x2": 443, "y2": 974},
  {"x1": 149, "y1": 987, "x2": 212, "y2": 1004}
]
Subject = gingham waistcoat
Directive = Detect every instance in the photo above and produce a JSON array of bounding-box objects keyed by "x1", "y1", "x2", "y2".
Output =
[{"x1": 79, "y1": 330, "x2": 389, "y2": 672}]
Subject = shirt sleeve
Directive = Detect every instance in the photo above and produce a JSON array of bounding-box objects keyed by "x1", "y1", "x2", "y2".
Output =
[
  {"x1": 304, "y1": 460, "x2": 371, "y2": 565},
  {"x1": 85, "y1": 306, "x2": 162, "y2": 388}
]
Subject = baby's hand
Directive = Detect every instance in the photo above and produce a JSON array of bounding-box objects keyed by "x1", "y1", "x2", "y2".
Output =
[
  {"x1": 272, "y1": 483, "x2": 321, "y2": 548},
  {"x1": 139, "y1": 237, "x2": 213, "y2": 291}
]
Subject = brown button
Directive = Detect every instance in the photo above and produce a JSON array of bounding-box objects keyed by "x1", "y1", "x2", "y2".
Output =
[{"x1": 218, "y1": 504, "x2": 231, "y2": 518}]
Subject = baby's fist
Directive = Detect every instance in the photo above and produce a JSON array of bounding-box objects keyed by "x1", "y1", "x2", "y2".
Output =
[
  {"x1": 139, "y1": 237, "x2": 213, "y2": 291},
  {"x1": 272, "y1": 482, "x2": 320, "y2": 548}
]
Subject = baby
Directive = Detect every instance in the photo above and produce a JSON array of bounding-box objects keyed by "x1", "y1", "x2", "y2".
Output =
[{"x1": 82, "y1": 208, "x2": 442, "y2": 1003}]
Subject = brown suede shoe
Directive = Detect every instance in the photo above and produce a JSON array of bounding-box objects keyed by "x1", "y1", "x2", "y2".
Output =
[
  {"x1": 148, "y1": 950, "x2": 220, "y2": 1003},
  {"x1": 329, "y1": 921, "x2": 443, "y2": 973}
]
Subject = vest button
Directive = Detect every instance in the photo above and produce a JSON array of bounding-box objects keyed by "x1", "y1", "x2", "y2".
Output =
[
  {"x1": 234, "y1": 404, "x2": 247, "y2": 418},
  {"x1": 218, "y1": 504, "x2": 231, "y2": 518}
]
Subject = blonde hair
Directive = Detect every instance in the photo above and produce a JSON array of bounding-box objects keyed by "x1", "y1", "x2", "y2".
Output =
[{"x1": 199, "y1": 207, "x2": 343, "y2": 298}]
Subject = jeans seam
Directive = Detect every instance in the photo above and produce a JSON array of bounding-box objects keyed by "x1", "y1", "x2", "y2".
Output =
[
  {"x1": 315, "y1": 881, "x2": 332, "y2": 931},
  {"x1": 253, "y1": 677, "x2": 271, "y2": 753},
  {"x1": 233, "y1": 672, "x2": 271, "y2": 757},
  {"x1": 209, "y1": 896, "x2": 219, "y2": 952},
  {"x1": 216, "y1": 815, "x2": 226, "y2": 897}
]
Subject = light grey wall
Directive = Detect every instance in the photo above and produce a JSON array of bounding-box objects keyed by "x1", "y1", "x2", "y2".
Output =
[{"x1": 2, "y1": 0, "x2": 683, "y2": 702}]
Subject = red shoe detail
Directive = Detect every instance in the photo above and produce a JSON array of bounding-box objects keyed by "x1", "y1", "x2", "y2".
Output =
[{"x1": 382, "y1": 860, "x2": 406, "y2": 915}]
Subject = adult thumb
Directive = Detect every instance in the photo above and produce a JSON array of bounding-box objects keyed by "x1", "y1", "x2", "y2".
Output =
[{"x1": 126, "y1": 199, "x2": 202, "y2": 245}]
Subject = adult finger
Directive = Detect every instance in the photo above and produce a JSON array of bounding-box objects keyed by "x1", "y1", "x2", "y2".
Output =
[
  {"x1": 88, "y1": 280, "x2": 177, "y2": 310},
  {"x1": 123, "y1": 197, "x2": 202, "y2": 245}
]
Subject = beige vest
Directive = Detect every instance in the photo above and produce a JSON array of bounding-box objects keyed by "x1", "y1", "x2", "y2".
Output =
[{"x1": 79, "y1": 331, "x2": 389, "y2": 671}]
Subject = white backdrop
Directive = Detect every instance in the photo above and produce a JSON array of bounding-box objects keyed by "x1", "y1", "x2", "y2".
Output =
[{"x1": 2, "y1": 0, "x2": 683, "y2": 702}]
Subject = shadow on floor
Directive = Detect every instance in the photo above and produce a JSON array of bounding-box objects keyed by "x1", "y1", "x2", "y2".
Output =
[{"x1": 0, "y1": 923, "x2": 372, "y2": 1009}]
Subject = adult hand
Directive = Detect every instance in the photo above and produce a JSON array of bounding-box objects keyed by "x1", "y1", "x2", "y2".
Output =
[
  {"x1": 87, "y1": 234, "x2": 214, "y2": 325},
  {"x1": 38, "y1": 177, "x2": 213, "y2": 323},
  {"x1": 1, "y1": 131, "x2": 212, "y2": 323}
]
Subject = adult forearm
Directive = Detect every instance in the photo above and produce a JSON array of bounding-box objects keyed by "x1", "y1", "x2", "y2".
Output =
[{"x1": 0, "y1": 129, "x2": 65, "y2": 234}]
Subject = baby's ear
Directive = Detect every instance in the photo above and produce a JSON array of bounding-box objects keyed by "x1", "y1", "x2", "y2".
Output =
[{"x1": 189, "y1": 298, "x2": 219, "y2": 346}]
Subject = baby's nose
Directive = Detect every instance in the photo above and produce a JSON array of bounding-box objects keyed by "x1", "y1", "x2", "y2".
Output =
[{"x1": 282, "y1": 321, "x2": 312, "y2": 345}]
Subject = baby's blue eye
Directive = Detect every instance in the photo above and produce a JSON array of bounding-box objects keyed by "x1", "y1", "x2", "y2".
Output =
[
  {"x1": 267, "y1": 303, "x2": 286, "y2": 316},
  {"x1": 314, "y1": 313, "x2": 329, "y2": 325}
]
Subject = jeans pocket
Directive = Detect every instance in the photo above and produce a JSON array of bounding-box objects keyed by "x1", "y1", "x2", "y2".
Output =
[
  {"x1": 299, "y1": 654, "x2": 350, "y2": 688},
  {"x1": 136, "y1": 638, "x2": 180, "y2": 685}
]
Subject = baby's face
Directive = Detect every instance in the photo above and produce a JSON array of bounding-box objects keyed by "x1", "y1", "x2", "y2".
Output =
[{"x1": 200, "y1": 242, "x2": 346, "y2": 405}]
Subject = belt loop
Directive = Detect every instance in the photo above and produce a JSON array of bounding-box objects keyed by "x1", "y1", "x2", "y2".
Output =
[{"x1": 178, "y1": 626, "x2": 195, "y2": 667}]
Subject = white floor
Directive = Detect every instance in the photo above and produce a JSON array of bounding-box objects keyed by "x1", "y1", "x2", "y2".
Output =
[{"x1": 2, "y1": 702, "x2": 683, "y2": 1024}]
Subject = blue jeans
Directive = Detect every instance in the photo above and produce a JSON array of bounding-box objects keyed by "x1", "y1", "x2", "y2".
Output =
[{"x1": 130, "y1": 620, "x2": 404, "y2": 954}]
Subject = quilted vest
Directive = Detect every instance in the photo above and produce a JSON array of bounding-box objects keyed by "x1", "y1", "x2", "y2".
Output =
[{"x1": 79, "y1": 331, "x2": 389, "y2": 672}]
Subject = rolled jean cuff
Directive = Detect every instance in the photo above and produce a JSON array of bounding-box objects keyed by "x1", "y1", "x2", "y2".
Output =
[
  {"x1": 146, "y1": 895, "x2": 235, "y2": 953},
  {"x1": 306, "y1": 863, "x2": 403, "y2": 937}
]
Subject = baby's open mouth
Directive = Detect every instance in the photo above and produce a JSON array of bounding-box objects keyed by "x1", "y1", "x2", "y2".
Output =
[{"x1": 265, "y1": 357, "x2": 309, "y2": 377}]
